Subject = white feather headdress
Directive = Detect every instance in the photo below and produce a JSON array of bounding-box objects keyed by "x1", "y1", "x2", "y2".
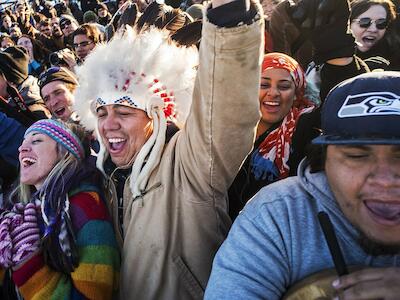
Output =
[{"x1": 73, "y1": 26, "x2": 199, "y2": 198}]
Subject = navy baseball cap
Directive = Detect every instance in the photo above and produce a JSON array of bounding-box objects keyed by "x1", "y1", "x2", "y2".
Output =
[{"x1": 313, "y1": 71, "x2": 400, "y2": 145}]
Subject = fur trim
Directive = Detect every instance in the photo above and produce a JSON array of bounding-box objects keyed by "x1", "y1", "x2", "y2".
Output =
[
  {"x1": 73, "y1": 26, "x2": 198, "y2": 131},
  {"x1": 73, "y1": 26, "x2": 198, "y2": 196}
]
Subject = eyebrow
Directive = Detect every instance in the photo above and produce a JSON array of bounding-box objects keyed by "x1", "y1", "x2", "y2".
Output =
[
  {"x1": 341, "y1": 145, "x2": 400, "y2": 153},
  {"x1": 30, "y1": 132, "x2": 44, "y2": 137},
  {"x1": 52, "y1": 88, "x2": 65, "y2": 93},
  {"x1": 261, "y1": 77, "x2": 292, "y2": 82},
  {"x1": 114, "y1": 104, "x2": 130, "y2": 109},
  {"x1": 341, "y1": 145, "x2": 371, "y2": 150}
]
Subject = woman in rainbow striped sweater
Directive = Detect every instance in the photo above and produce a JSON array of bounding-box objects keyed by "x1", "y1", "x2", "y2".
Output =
[{"x1": 0, "y1": 119, "x2": 120, "y2": 299}]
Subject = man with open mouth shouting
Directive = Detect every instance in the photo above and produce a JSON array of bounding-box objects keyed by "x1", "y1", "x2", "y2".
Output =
[
  {"x1": 38, "y1": 66, "x2": 79, "y2": 122},
  {"x1": 73, "y1": 0, "x2": 265, "y2": 299}
]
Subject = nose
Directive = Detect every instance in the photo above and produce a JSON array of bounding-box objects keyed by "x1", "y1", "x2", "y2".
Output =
[
  {"x1": 18, "y1": 140, "x2": 30, "y2": 154},
  {"x1": 367, "y1": 159, "x2": 400, "y2": 187},
  {"x1": 101, "y1": 112, "x2": 120, "y2": 131},
  {"x1": 47, "y1": 95, "x2": 58, "y2": 110},
  {"x1": 367, "y1": 23, "x2": 379, "y2": 32},
  {"x1": 266, "y1": 86, "x2": 280, "y2": 98}
]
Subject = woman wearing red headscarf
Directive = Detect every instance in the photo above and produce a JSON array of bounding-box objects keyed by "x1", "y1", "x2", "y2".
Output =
[{"x1": 228, "y1": 52, "x2": 318, "y2": 220}]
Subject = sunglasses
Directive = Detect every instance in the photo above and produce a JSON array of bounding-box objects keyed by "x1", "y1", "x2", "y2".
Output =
[
  {"x1": 353, "y1": 17, "x2": 388, "y2": 30},
  {"x1": 38, "y1": 66, "x2": 61, "y2": 87},
  {"x1": 60, "y1": 19, "x2": 72, "y2": 30},
  {"x1": 73, "y1": 41, "x2": 93, "y2": 49}
]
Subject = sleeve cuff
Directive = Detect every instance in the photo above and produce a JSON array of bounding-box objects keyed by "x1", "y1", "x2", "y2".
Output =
[
  {"x1": 207, "y1": 0, "x2": 258, "y2": 28},
  {"x1": 12, "y1": 251, "x2": 44, "y2": 287}
]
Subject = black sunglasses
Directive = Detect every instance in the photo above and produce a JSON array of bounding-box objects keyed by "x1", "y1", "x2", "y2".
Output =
[
  {"x1": 354, "y1": 17, "x2": 388, "y2": 30},
  {"x1": 60, "y1": 19, "x2": 72, "y2": 29}
]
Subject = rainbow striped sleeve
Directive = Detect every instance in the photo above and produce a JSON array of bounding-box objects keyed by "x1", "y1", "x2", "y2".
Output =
[
  {"x1": 12, "y1": 191, "x2": 120, "y2": 300},
  {"x1": 0, "y1": 268, "x2": 5, "y2": 283}
]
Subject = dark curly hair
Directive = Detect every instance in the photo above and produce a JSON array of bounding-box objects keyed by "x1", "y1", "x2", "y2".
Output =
[{"x1": 350, "y1": 0, "x2": 397, "y2": 24}]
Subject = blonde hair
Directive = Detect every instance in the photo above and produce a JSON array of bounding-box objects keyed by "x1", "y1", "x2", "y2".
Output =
[{"x1": 12, "y1": 122, "x2": 88, "y2": 204}]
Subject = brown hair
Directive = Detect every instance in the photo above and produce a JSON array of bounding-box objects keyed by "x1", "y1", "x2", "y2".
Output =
[
  {"x1": 65, "y1": 82, "x2": 77, "y2": 93},
  {"x1": 0, "y1": 35, "x2": 14, "y2": 47},
  {"x1": 72, "y1": 23, "x2": 104, "y2": 44},
  {"x1": 33, "y1": 12, "x2": 48, "y2": 25},
  {"x1": 39, "y1": 18, "x2": 51, "y2": 28},
  {"x1": 18, "y1": 34, "x2": 51, "y2": 63},
  {"x1": 350, "y1": 0, "x2": 397, "y2": 24}
]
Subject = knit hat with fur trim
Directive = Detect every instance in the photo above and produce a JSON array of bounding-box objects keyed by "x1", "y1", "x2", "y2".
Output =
[{"x1": 0, "y1": 46, "x2": 29, "y2": 86}]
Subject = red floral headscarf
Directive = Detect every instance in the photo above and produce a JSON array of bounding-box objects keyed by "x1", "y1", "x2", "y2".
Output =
[{"x1": 262, "y1": 52, "x2": 310, "y2": 109}]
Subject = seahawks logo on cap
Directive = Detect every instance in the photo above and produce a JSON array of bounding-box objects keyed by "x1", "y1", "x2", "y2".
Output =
[{"x1": 338, "y1": 92, "x2": 400, "y2": 118}]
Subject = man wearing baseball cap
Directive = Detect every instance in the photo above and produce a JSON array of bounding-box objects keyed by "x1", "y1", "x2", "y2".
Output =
[
  {"x1": 38, "y1": 66, "x2": 79, "y2": 122},
  {"x1": 205, "y1": 71, "x2": 400, "y2": 300}
]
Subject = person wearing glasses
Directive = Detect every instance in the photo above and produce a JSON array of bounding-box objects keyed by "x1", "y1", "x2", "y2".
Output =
[
  {"x1": 72, "y1": 23, "x2": 103, "y2": 63},
  {"x1": 280, "y1": 0, "x2": 399, "y2": 176},
  {"x1": 350, "y1": 0, "x2": 398, "y2": 67},
  {"x1": 59, "y1": 14, "x2": 79, "y2": 48}
]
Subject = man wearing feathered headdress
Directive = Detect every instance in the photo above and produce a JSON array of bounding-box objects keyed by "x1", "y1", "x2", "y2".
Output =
[{"x1": 74, "y1": 0, "x2": 264, "y2": 298}]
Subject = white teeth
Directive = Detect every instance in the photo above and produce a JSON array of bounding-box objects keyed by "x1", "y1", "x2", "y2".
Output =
[
  {"x1": 363, "y1": 36, "x2": 376, "y2": 41},
  {"x1": 22, "y1": 157, "x2": 36, "y2": 163},
  {"x1": 264, "y1": 101, "x2": 279, "y2": 106},
  {"x1": 22, "y1": 157, "x2": 37, "y2": 166},
  {"x1": 108, "y1": 138, "x2": 125, "y2": 143}
]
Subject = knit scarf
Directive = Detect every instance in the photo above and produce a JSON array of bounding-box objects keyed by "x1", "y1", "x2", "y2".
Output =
[
  {"x1": 39, "y1": 161, "x2": 101, "y2": 274},
  {"x1": 251, "y1": 106, "x2": 314, "y2": 181},
  {"x1": 251, "y1": 52, "x2": 315, "y2": 182}
]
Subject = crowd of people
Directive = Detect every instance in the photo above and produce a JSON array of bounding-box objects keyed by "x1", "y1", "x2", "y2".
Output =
[{"x1": 0, "y1": 0, "x2": 399, "y2": 299}]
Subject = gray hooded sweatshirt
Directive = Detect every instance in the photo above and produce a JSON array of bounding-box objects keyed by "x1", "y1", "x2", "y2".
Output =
[{"x1": 205, "y1": 160, "x2": 400, "y2": 299}]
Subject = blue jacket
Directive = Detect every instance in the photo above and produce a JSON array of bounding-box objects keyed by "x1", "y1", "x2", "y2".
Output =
[
  {"x1": 205, "y1": 160, "x2": 400, "y2": 299},
  {"x1": 0, "y1": 111, "x2": 26, "y2": 166}
]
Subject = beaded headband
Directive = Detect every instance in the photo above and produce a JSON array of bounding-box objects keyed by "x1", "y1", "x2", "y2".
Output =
[
  {"x1": 93, "y1": 74, "x2": 176, "y2": 120},
  {"x1": 25, "y1": 119, "x2": 85, "y2": 161}
]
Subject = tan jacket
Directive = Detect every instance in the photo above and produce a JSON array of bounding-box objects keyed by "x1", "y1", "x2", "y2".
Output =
[{"x1": 106, "y1": 14, "x2": 264, "y2": 300}]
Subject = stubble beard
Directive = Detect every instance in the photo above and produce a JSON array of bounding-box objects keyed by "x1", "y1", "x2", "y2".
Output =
[{"x1": 358, "y1": 232, "x2": 400, "y2": 256}]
